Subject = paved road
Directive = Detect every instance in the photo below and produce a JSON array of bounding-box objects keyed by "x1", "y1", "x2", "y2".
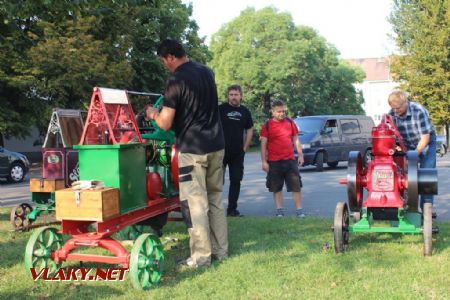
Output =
[
  {"x1": 223, "y1": 152, "x2": 450, "y2": 219},
  {"x1": 1, "y1": 153, "x2": 449, "y2": 219}
]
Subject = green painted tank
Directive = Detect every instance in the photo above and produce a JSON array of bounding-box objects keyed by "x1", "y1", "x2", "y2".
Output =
[{"x1": 74, "y1": 143, "x2": 147, "y2": 213}]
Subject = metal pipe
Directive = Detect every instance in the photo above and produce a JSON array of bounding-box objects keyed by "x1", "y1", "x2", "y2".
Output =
[{"x1": 126, "y1": 90, "x2": 162, "y2": 97}]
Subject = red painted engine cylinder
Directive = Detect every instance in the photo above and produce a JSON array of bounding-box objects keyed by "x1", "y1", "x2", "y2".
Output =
[
  {"x1": 371, "y1": 124, "x2": 396, "y2": 156},
  {"x1": 146, "y1": 172, "x2": 163, "y2": 201}
]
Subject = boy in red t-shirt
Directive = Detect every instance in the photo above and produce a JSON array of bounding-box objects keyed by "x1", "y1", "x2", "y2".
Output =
[{"x1": 260, "y1": 100, "x2": 305, "y2": 217}]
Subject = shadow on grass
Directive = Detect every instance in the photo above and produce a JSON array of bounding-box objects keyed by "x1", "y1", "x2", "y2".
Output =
[
  {"x1": 1, "y1": 216, "x2": 449, "y2": 298},
  {"x1": 0, "y1": 210, "x2": 11, "y2": 222},
  {"x1": 347, "y1": 221, "x2": 450, "y2": 254},
  {"x1": 158, "y1": 216, "x2": 450, "y2": 290},
  {"x1": 0, "y1": 284, "x2": 124, "y2": 300},
  {"x1": 0, "y1": 231, "x2": 30, "y2": 269},
  {"x1": 328, "y1": 221, "x2": 450, "y2": 273},
  {"x1": 157, "y1": 217, "x2": 334, "y2": 289}
]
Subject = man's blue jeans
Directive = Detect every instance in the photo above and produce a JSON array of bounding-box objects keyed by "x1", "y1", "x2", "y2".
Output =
[{"x1": 419, "y1": 133, "x2": 437, "y2": 208}]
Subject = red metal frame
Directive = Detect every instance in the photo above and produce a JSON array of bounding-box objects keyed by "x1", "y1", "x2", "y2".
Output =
[
  {"x1": 53, "y1": 238, "x2": 130, "y2": 266},
  {"x1": 52, "y1": 87, "x2": 181, "y2": 267},
  {"x1": 54, "y1": 197, "x2": 179, "y2": 265},
  {"x1": 79, "y1": 87, "x2": 143, "y2": 145}
]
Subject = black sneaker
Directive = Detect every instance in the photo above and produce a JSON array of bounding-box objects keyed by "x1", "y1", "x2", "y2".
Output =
[
  {"x1": 227, "y1": 210, "x2": 243, "y2": 217},
  {"x1": 176, "y1": 257, "x2": 198, "y2": 268},
  {"x1": 296, "y1": 209, "x2": 306, "y2": 218},
  {"x1": 275, "y1": 208, "x2": 285, "y2": 217}
]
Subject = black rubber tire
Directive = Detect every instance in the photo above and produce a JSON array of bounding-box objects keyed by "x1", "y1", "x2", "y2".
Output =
[
  {"x1": 334, "y1": 202, "x2": 349, "y2": 253},
  {"x1": 438, "y1": 144, "x2": 446, "y2": 157},
  {"x1": 7, "y1": 162, "x2": 25, "y2": 183},
  {"x1": 315, "y1": 152, "x2": 324, "y2": 172},
  {"x1": 423, "y1": 203, "x2": 432, "y2": 256},
  {"x1": 363, "y1": 149, "x2": 372, "y2": 166},
  {"x1": 327, "y1": 161, "x2": 339, "y2": 168}
]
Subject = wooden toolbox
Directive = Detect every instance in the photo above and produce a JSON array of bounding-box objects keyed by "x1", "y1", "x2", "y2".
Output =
[
  {"x1": 30, "y1": 178, "x2": 65, "y2": 193},
  {"x1": 55, "y1": 188, "x2": 120, "y2": 222}
]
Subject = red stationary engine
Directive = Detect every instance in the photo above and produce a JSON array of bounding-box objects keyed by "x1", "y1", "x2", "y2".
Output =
[
  {"x1": 341, "y1": 114, "x2": 437, "y2": 214},
  {"x1": 334, "y1": 114, "x2": 438, "y2": 256}
]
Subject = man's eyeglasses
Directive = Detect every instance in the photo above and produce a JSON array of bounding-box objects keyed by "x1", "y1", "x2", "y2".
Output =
[{"x1": 391, "y1": 102, "x2": 406, "y2": 110}]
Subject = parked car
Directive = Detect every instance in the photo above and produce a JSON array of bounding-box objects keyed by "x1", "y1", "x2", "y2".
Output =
[
  {"x1": 294, "y1": 115, "x2": 375, "y2": 171},
  {"x1": 0, "y1": 146, "x2": 30, "y2": 183},
  {"x1": 436, "y1": 135, "x2": 447, "y2": 157}
]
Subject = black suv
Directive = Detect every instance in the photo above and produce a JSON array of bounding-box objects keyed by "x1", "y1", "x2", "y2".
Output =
[{"x1": 0, "y1": 146, "x2": 30, "y2": 183}]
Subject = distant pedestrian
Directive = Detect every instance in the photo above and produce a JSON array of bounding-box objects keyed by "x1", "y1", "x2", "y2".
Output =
[
  {"x1": 219, "y1": 84, "x2": 253, "y2": 217},
  {"x1": 260, "y1": 99, "x2": 305, "y2": 217}
]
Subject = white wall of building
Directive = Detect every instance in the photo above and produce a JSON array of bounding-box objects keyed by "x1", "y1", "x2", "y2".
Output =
[{"x1": 355, "y1": 80, "x2": 398, "y2": 124}]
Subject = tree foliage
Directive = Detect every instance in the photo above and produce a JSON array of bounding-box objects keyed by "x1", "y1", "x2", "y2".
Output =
[
  {"x1": 0, "y1": 0, "x2": 208, "y2": 140},
  {"x1": 389, "y1": 0, "x2": 450, "y2": 131},
  {"x1": 209, "y1": 7, "x2": 365, "y2": 121}
]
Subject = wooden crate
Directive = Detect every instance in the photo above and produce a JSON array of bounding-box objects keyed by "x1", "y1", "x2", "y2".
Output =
[
  {"x1": 55, "y1": 188, "x2": 120, "y2": 222},
  {"x1": 30, "y1": 178, "x2": 65, "y2": 193}
]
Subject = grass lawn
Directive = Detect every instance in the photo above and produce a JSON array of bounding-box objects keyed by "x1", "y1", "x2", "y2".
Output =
[{"x1": 0, "y1": 207, "x2": 449, "y2": 300}]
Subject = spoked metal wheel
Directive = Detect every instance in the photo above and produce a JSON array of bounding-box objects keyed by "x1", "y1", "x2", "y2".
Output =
[
  {"x1": 423, "y1": 203, "x2": 433, "y2": 256},
  {"x1": 129, "y1": 233, "x2": 164, "y2": 290},
  {"x1": 334, "y1": 202, "x2": 350, "y2": 253},
  {"x1": 24, "y1": 226, "x2": 63, "y2": 277},
  {"x1": 347, "y1": 151, "x2": 364, "y2": 212},
  {"x1": 10, "y1": 203, "x2": 33, "y2": 230}
]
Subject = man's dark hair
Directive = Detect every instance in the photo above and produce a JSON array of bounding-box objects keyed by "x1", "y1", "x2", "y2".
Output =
[
  {"x1": 227, "y1": 84, "x2": 242, "y2": 95},
  {"x1": 271, "y1": 99, "x2": 285, "y2": 108},
  {"x1": 143, "y1": 103, "x2": 152, "y2": 111},
  {"x1": 157, "y1": 39, "x2": 186, "y2": 58}
]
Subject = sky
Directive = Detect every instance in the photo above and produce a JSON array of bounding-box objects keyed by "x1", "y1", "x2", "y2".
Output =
[{"x1": 182, "y1": 0, "x2": 397, "y2": 59}]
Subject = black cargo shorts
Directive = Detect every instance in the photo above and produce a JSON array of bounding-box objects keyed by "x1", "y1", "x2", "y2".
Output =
[{"x1": 266, "y1": 159, "x2": 302, "y2": 193}]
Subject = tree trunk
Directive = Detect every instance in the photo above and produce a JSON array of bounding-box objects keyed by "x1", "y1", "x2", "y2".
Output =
[
  {"x1": 446, "y1": 123, "x2": 449, "y2": 147},
  {"x1": 0, "y1": 132, "x2": 3, "y2": 147},
  {"x1": 263, "y1": 92, "x2": 271, "y2": 117}
]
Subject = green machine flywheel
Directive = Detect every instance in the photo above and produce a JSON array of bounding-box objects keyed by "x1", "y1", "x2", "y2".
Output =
[
  {"x1": 129, "y1": 233, "x2": 164, "y2": 290},
  {"x1": 24, "y1": 226, "x2": 63, "y2": 277}
]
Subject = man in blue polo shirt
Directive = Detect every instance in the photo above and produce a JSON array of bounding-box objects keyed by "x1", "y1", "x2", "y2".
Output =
[{"x1": 388, "y1": 90, "x2": 436, "y2": 209}]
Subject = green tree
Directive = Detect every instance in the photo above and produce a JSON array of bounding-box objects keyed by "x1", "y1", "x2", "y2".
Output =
[
  {"x1": 389, "y1": 0, "x2": 450, "y2": 140},
  {"x1": 209, "y1": 7, "x2": 364, "y2": 122},
  {"x1": 0, "y1": 0, "x2": 208, "y2": 143}
]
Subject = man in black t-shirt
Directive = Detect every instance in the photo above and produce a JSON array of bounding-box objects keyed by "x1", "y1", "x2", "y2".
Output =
[
  {"x1": 219, "y1": 85, "x2": 253, "y2": 217},
  {"x1": 149, "y1": 39, "x2": 228, "y2": 268}
]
